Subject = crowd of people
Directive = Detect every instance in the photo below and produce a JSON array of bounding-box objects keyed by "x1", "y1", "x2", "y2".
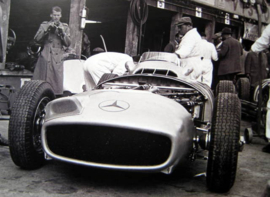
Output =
[
  {"x1": 165, "y1": 16, "x2": 270, "y2": 153},
  {"x1": 32, "y1": 7, "x2": 270, "y2": 95},
  {"x1": 164, "y1": 17, "x2": 270, "y2": 94}
]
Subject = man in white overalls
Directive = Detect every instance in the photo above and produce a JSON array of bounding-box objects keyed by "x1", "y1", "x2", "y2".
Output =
[{"x1": 175, "y1": 17, "x2": 203, "y2": 82}]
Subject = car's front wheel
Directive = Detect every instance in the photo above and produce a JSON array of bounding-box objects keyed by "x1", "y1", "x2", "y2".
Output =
[
  {"x1": 9, "y1": 80, "x2": 55, "y2": 169},
  {"x1": 207, "y1": 93, "x2": 241, "y2": 192}
]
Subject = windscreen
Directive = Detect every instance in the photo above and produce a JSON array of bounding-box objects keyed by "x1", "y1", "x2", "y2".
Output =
[{"x1": 139, "y1": 52, "x2": 180, "y2": 66}]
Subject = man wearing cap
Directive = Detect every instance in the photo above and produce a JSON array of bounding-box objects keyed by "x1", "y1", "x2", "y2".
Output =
[
  {"x1": 175, "y1": 17, "x2": 203, "y2": 82},
  {"x1": 217, "y1": 27, "x2": 242, "y2": 83}
]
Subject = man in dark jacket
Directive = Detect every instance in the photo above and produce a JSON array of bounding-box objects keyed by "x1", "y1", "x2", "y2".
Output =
[
  {"x1": 164, "y1": 33, "x2": 182, "y2": 53},
  {"x1": 217, "y1": 27, "x2": 243, "y2": 83}
]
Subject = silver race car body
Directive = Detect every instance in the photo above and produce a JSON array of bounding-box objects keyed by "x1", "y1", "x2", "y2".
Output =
[
  {"x1": 41, "y1": 52, "x2": 214, "y2": 173},
  {"x1": 9, "y1": 52, "x2": 241, "y2": 193},
  {"x1": 42, "y1": 77, "x2": 212, "y2": 173}
]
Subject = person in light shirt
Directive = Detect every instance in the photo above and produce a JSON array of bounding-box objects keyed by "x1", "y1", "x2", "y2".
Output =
[
  {"x1": 252, "y1": 24, "x2": 270, "y2": 52},
  {"x1": 83, "y1": 52, "x2": 133, "y2": 90},
  {"x1": 251, "y1": 23, "x2": 270, "y2": 153},
  {"x1": 175, "y1": 17, "x2": 203, "y2": 82},
  {"x1": 199, "y1": 32, "x2": 218, "y2": 87}
]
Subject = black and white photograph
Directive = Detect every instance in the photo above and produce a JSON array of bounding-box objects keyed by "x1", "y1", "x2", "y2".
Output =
[{"x1": 0, "y1": 0, "x2": 269, "y2": 196}]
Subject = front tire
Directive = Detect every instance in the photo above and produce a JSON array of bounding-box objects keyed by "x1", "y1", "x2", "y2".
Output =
[
  {"x1": 207, "y1": 93, "x2": 241, "y2": 192},
  {"x1": 9, "y1": 80, "x2": 55, "y2": 169}
]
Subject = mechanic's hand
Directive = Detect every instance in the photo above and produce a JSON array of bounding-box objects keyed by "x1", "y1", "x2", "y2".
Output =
[
  {"x1": 57, "y1": 26, "x2": 65, "y2": 37},
  {"x1": 184, "y1": 68, "x2": 193, "y2": 76},
  {"x1": 58, "y1": 27, "x2": 64, "y2": 34}
]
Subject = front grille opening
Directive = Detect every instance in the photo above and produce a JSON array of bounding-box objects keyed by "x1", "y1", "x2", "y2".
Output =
[{"x1": 46, "y1": 125, "x2": 171, "y2": 166}]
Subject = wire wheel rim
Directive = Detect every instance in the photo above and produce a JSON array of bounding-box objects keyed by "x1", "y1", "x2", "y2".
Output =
[{"x1": 32, "y1": 97, "x2": 50, "y2": 154}]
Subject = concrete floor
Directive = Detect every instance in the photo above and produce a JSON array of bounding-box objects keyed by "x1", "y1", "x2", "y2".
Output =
[{"x1": 0, "y1": 120, "x2": 269, "y2": 197}]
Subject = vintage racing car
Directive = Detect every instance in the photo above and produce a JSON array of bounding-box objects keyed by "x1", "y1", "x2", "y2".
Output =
[{"x1": 8, "y1": 52, "x2": 242, "y2": 193}]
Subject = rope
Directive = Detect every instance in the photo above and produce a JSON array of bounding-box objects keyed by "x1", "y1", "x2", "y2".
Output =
[
  {"x1": 129, "y1": 0, "x2": 148, "y2": 26},
  {"x1": 130, "y1": 0, "x2": 149, "y2": 55}
]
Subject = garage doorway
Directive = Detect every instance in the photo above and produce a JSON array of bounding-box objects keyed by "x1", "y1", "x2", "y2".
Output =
[{"x1": 141, "y1": 7, "x2": 175, "y2": 53}]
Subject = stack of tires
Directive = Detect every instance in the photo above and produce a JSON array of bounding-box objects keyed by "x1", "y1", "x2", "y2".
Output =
[{"x1": 236, "y1": 77, "x2": 250, "y2": 101}]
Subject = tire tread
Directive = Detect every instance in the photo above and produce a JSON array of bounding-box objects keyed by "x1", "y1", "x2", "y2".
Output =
[
  {"x1": 9, "y1": 80, "x2": 55, "y2": 169},
  {"x1": 207, "y1": 93, "x2": 241, "y2": 192}
]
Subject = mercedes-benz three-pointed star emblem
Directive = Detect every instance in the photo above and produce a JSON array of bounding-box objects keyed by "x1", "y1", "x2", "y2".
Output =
[{"x1": 99, "y1": 100, "x2": 130, "y2": 112}]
